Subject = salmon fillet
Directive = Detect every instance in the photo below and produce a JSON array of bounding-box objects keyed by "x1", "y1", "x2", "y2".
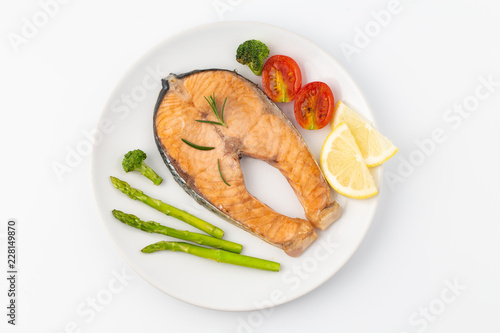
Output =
[{"x1": 154, "y1": 69, "x2": 341, "y2": 256}]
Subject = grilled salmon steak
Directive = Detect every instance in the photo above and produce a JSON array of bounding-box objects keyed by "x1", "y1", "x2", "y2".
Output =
[{"x1": 154, "y1": 69, "x2": 341, "y2": 256}]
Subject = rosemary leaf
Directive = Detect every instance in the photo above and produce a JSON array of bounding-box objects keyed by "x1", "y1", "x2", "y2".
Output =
[
  {"x1": 195, "y1": 119, "x2": 224, "y2": 126},
  {"x1": 218, "y1": 159, "x2": 231, "y2": 186},
  {"x1": 221, "y1": 97, "x2": 227, "y2": 123},
  {"x1": 181, "y1": 138, "x2": 215, "y2": 151}
]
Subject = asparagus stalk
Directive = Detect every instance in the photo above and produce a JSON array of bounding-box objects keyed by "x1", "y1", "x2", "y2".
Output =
[
  {"x1": 142, "y1": 241, "x2": 280, "y2": 272},
  {"x1": 110, "y1": 176, "x2": 224, "y2": 239},
  {"x1": 112, "y1": 210, "x2": 242, "y2": 253}
]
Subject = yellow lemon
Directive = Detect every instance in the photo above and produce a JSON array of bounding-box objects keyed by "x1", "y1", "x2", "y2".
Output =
[
  {"x1": 332, "y1": 101, "x2": 398, "y2": 167},
  {"x1": 320, "y1": 122, "x2": 378, "y2": 199}
]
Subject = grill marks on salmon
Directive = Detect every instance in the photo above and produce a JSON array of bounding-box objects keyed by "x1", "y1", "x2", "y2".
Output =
[{"x1": 154, "y1": 69, "x2": 341, "y2": 256}]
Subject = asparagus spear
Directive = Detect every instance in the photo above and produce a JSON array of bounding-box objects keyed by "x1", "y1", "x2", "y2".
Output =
[
  {"x1": 110, "y1": 176, "x2": 224, "y2": 239},
  {"x1": 112, "y1": 210, "x2": 242, "y2": 253},
  {"x1": 142, "y1": 241, "x2": 280, "y2": 272}
]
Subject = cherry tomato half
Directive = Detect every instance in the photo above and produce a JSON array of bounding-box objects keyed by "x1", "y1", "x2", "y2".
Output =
[
  {"x1": 294, "y1": 81, "x2": 335, "y2": 130},
  {"x1": 262, "y1": 55, "x2": 302, "y2": 103}
]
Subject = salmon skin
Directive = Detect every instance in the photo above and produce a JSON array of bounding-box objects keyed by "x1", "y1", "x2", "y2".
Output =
[{"x1": 154, "y1": 69, "x2": 341, "y2": 256}]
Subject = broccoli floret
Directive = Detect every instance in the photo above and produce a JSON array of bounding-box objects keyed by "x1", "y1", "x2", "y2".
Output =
[
  {"x1": 122, "y1": 149, "x2": 163, "y2": 185},
  {"x1": 236, "y1": 39, "x2": 270, "y2": 76}
]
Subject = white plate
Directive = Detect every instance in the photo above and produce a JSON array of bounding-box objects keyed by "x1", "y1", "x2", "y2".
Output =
[{"x1": 91, "y1": 21, "x2": 381, "y2": 311}]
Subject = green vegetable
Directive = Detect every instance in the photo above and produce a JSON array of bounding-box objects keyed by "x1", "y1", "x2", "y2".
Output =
[
  {"x1": 110, "y1": 176, "x2": 224, "y2": 238},
  {"x1": 236, "y1": 39, "x2": 270, "y2": 76},
  {"x1": 122, "y1": 149, "x2": 163, "y2": 185},
  {"x1": 217, "y1": 159, "x2": 230, "y2": 186},
  {"x1": 112, "y1": 210, "x2": 242, "y2": 253},
  {"x1": 196, "y1": 93, "x2": 228, "y2": 127},
  {"x1": 142, "y1": 241, "x2": 280, "y2": 272},
  {"x1": 181, "y1": 138, "x2": 215, "y2": 151}
]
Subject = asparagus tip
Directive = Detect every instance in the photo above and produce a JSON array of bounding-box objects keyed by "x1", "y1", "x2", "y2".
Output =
[
  {"x1": 141, "y1": 241, "x2": 166, "y2": 253},
  {"x1": 111, "y1": 209, "x2": 121, "y2": 218},
  {"x1": 110, "y1": 176, "x2": 119, "y2": 187}
]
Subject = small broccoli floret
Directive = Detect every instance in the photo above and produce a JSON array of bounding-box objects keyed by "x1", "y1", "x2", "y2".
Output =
[
  {"x1": 236, "y1": 39, "x2": 270, "y2": 76},
  {"x1": 122, "y1": 149, "x2": 163, "y2": 185}
]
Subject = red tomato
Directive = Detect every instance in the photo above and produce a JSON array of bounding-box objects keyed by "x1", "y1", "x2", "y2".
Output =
[
  {"x1": 294, "y1": 81, "x2": 335, "y2": 130},
  {"x1": 262, "y1": 55, "x2": 302, "y2": 103}
]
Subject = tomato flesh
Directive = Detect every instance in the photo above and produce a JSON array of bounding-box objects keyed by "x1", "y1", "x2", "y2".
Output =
[
  {"x1": 262, "y1": 55, "x2": 302, "y2": 103},
  {"x1": 294, "y1": 81, "x2": 335, "y2": 130}
]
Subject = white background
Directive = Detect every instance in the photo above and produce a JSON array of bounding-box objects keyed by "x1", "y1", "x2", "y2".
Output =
[{"x1": 1, "y1": 0, "x2": 499, "y2": 332}]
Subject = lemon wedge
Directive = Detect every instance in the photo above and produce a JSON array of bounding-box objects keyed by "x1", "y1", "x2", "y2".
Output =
[
  {"x1": 332, "y1": 101, "x2": 398, "y2": 167},
  {"x1": 320, "y1": 122, "x2": 378, "y2": 199}
]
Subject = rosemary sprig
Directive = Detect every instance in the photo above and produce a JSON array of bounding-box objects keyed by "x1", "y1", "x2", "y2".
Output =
[
  {"x1": 217, "y1": 159, "x2": 230, "y2": 186},
  {"x1": 198, "y1": 93, "x2": 228, "y2": 127},
  {"x1": 181, "y1": 138, "x2": 215, "y2": 151},
  {"x1": 195, "y1": 120, "x2": 224, "y2": 126}
]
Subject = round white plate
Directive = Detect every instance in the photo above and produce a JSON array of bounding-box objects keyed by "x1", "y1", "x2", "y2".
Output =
[{"x1": 91, "y1": 21, "x2": 381, "y2": 311}]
